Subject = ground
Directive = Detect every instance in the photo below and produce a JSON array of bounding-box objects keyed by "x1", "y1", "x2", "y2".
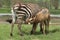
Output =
[{"x1": 0, "y1": 22, "x2": 60, "y2": 40}]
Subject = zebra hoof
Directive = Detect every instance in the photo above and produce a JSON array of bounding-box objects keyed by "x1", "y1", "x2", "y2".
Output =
[{"x1": 10, "y1": 33, "x2": 13, "y2": 36}]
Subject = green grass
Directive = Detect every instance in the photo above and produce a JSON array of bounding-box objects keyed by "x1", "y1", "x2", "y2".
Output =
[
  {"x1": 50, "y1": 9, "x2": 60, "y2": 14},
  {"x1": 0, "y1": 23, "x2": 60, "y2": 40},
  {"x1": 0, "y1": 8, "x2": 11, "y2": 13}
]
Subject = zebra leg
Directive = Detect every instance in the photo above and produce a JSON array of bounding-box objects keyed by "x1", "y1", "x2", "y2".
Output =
[
  {"x1": 17, "y1": 23, "x2": 23, "y2": 36},
  {"x1": 10, "y1": 22, "x2": 14, "y2": 36},
  {"x1": 31, "y1": 23, "x2": 38, "y2": 34},
  {"x1": 17, "y1": 19, "x2": 23, "y2": 36}
]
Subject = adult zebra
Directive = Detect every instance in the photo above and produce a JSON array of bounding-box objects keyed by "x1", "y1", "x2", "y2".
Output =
[{"x1": 7, "y1": 3, "x2": 41, "y2": 36}]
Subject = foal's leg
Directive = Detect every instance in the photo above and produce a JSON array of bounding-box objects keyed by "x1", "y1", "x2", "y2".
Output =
[
  {"x1": 45, "y1": 20, "x2": 49, "y2": 34},
  {"x1": 42, "y1": 22, "x2": 45, "y2": 35},
  {"x1": 10, "y1": 22, "x2": 14, "y2": 36},
  {"x1": 44, "y1": 19, "x2": 49, "y2": 34},
  {"x1": 40, "y1": 23, "x2": 43, "y2": 33},
  {"x1": 45, "y1": 15, "x2": 50, "y2": 34},
  {"x1": 31, "y1": 23, "x2": 38, "y2": 34}
]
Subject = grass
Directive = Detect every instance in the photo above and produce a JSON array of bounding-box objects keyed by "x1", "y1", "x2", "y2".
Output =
[
  {"x1": 50, "y1": 9, "x2": 60, "y2": 14},
  {"x1": 0, "y1": 23, "x2": 60, "y2": 40},
  {"x1": 0, "y1": 8, "x2": 11, "y2": 13}
]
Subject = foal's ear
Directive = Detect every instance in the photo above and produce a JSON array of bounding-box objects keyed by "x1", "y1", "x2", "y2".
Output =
[{"x1": 29, "y1": 17, "x2": 36, "y2": 21}]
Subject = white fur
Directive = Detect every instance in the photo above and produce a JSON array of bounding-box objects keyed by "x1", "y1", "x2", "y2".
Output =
[
  {"x1": 14, "y1": 7, "x2": 19, "y2": 10},
  {"x1": 11, "y1": 7, "x2": 15, "y2": 23}
]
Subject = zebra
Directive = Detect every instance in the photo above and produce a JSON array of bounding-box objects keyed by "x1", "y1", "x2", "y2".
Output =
[
  {"x1": 6, "y1": 3, "x2": 41, "y2": 36},
  {"x1": 10, "y1": 3, "x2": 32, "y2": 36}
]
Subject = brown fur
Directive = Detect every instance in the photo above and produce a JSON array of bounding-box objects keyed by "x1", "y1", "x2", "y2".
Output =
[{"x1": 26, "y1": 8, "x2": 50, "y2": 34}]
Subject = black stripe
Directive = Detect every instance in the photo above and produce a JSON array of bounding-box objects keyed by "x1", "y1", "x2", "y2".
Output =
[
  {"x1": 21, "y1": 5, "x2": 31, "y2": 17},
  {"x1": 20, "y1": 9, "x2": 28, "y2": 17},
  {"x1": 15, "y1": 4, "x2": 32, "y2": 20}
]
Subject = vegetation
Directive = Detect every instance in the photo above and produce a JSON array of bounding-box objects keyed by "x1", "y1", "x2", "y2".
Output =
[
  {"x1": 0, "y1": 0, "x2": 60, "y2": 9},
  {"x1": 0, "y1": 23, "x2": 60, "y2": 40},
  {"x1": 0, "y1": 8, "x2": 60, "y2": 14},
  {"x1": 0, "y1": 8, "x2": 11, "y2": 13},
  {"x1": 49, "y1": 9, "x2": 60, "y2": 14},
  {"x1": 0, "y1": 0, "x2": 60, "y2": 14},
  {"x1": 0, "y1": 0, "x2": 60, "y2": 40}
]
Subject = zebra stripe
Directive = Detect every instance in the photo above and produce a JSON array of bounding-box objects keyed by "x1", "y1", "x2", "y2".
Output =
[
  {"x1": 20, "y1": 5, "x2": 32, "y2": 18},
  {"x1": 15, "y1": 4, "x2": 32, "y2": 19},
  {"x1": 12, "y1": 4, "x2": 32, "y2": 23}
]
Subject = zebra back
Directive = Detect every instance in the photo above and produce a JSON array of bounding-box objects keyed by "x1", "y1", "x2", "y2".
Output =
[
  {"x1": 12, "y1": 3, "x2": 41, "y2": 23},
  {"x1": 26, "y1": 3, "x2": 41, "y2": 17}
]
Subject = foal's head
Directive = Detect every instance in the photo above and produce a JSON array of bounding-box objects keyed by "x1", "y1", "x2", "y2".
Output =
[{"x1": 25, "y1": 17, "x2": 36, "y2": 24}]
